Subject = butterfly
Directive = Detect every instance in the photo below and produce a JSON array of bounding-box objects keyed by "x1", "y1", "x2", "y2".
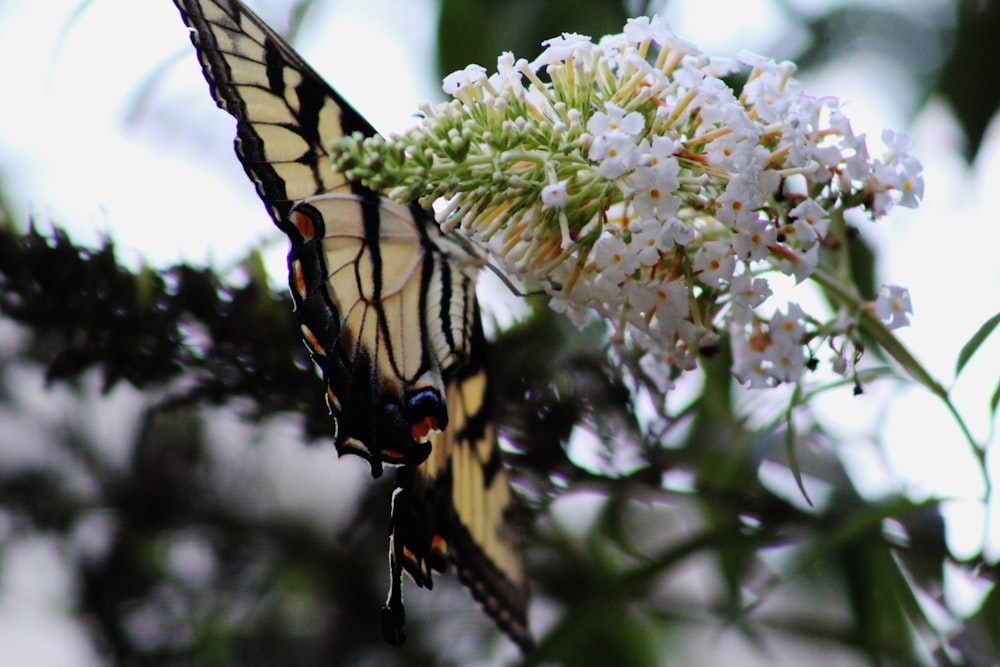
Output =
[{"x1": 171, "y1": 0, "x2": 531, "y2": 650}]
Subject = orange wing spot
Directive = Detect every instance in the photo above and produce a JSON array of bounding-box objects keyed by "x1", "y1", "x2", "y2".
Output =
[
  {"x1": 430, "y1": 534, "x2": 448, "y2": 557},
  {"x1": 291, "y1": 259, "x2": 307, "y2": 298},
  {"x1": 383, "y1": 449, "x2": 405, "y2": 461},
  {"x1": 402, "y1": 546, "x2": 431, "y2": 579},
  {"x1": 300, "y1": 324, "x2": 325, "y2": 356},
  {"x1": 410, "y1": 415, "x2": 441, "y2": 443},
  {"x1": 325, "y1": 385, "x2": 341, "y2": 411},
  {"x1": 293, "y1": 209, "x2": 316, "y2": 240},
  {"x1": 402, "y1": 546, "x2": 418, "y2": 565}
]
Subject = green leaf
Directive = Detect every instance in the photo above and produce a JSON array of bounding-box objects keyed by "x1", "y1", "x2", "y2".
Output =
[
  {"x1": 990, "y1": 377, "x2": 1000, "y2": 419},
  {"x1": 955, "y1": 311, "x2": 1000, "y2": 377}
]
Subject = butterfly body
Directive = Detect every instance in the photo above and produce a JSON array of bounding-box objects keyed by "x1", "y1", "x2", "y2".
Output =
[{"x1": 172, "y1": 0, "x2": 530, "y2": 651}]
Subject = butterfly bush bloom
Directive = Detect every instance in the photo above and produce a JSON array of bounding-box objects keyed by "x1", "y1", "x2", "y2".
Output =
[{"x1": 332, "y1": 16, "x2": 923, "y2": 389}]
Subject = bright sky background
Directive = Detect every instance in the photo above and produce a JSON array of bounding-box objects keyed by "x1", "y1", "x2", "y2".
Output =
[{"x1": 0, "y1": 0, "x2": 997, "y2": 663}]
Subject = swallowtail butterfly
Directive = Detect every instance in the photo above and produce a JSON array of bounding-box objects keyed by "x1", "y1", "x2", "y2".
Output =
[{"x1": 172, "y1": 0, "x2": 530, "y2": 650}]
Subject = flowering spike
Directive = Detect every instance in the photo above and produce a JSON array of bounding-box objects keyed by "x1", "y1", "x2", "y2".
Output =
[{"x1": 327, "y1": 17, "x2": 923, "y2": 389}]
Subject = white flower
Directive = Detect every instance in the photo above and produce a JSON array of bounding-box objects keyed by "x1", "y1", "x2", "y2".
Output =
[
  {"x1": 692, "y1": 241, "x2": 735, "y2": 288},
  {"x1": 542, "y1": 181, "x2": 569, "y2": 207},
  {"x1": 741, "y1": 68, "x2": 794, "y2": 124},
  {"x1": 775, "y1": 244, "x2": 818, "y2": 283},
  {"x1": 716, "y1": 173, "x2": 763, "y2": 228},
  {"x1": 880, "y1": 128, "x2": 913, "y2": 161},
  {"x1": 841, "y1": 131, "x2": 871, "y2": 182},
  {"x1": 334, "y1": 15, "x2": 923, "y2": 395},
  {"x1": 896, "y1": 155, "x2": 924, "y2": 209},
  {"x1": 587, "y1": 103, "x2": 645, "y2": 137},
  {"x1": 789, "y1": 198, "x2": 830, "y2": 245},
  {"x1": 629, "y1": 219, "x2": 667, "y2": 266},
  {"x1": 442, "y1": 64, "x2": 487, "y2": 95},
  {"x1": 732, "y1": 221, "x2": 777, "y2": 261},
  {"x1": 875, "y1": 284, "x2": 912, "y2": 330},
  {"x1": 763, "y1": 338, "x2": 807, "y2": 383},
  {"x1": 623, "y1": 15, "x2": 686, "y2": 49},
  {"x1": 661, "y1": 218, "x2": 695, "y2": 247},
  {"x1": 762, "y1": 303, "x2": 809, "y2": 383},
  {"x1": 769, "y1": 303, "x2": 807, "y2": 347},
  {"x1": 593, "y1": 234, "x2": 640, "y2": 284},
  {"x1": 589, "y1": 132, "x2": 641, "y2": 179},
  {"x1": 705, "y1": 131, "x2": 747, "y2": 171},
  {"x1": 624, "y1": 281, "x2": 689, "y2": 343},
  {"x1": 627, "y1": 155, "x2": 681, "y2": 221},
  {"x1": 531, "y1": 32, "x2": 594, "y2": 69},
  {"x1": 728, "y1": 272, "x2": 772, "y2": 318},
  {"x1": 731, "y1": 333, "x2": 771, "y2": 388},
  {"x1": 689, "y1": 74, "x2": 739, "y2": 125},
  {"x1": 489, "y1": 52, "x2": 527, "y2": 91}
]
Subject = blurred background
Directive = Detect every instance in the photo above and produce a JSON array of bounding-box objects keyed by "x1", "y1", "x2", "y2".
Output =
[{"x1": 0, "y1": 0, "x2": 998, "y2": 665}]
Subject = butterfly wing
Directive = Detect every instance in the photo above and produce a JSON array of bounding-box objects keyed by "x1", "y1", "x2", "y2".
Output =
[
  {"x1": 173, "y1": 0, "x2": 372, "y2": 228},
  {"x1": 173, "y1": 0, "x2": 531, "y2": 649}
]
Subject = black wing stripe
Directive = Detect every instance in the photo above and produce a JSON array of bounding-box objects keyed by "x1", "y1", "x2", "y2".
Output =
[
  {"x1": 362, "y1": 195, "x2": 428, "y2": 387},
  {"x1": 421, "y1": 229, "x2": 478, "y2": 374}
]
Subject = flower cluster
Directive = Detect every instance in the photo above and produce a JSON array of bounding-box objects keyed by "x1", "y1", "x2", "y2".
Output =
[{"x1": 332, "y1": 16, "x2": 922, "y2": 390}]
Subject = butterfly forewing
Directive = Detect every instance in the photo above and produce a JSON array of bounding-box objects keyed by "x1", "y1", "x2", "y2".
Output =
[
  {"x1": 174, "y1": 0, "x2": 374, "y2": 227},
  {"x1": 173, "y1": 0, "x2": 531, "y2": 650}
]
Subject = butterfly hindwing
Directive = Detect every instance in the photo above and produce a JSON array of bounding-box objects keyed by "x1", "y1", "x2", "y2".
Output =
[{"x1": 173, "y1": 0, "x2": 531, "y2": 650}]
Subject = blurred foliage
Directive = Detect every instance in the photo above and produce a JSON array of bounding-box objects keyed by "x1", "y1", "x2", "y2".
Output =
[
  {"x1": 1, "y1": 209, "x2": 997, "y2": 666},
  {"x1": 939, "y1": 0, "x2": 1000, "y2": 162},
  {"x1": 0, "y1": 223, "x2": 331, "y2": 438},
  {"x1": 437, "y1": 0, "x2": 629, "y2": 77},
  {"x1": 0, "y1": 0, "x2": 998, "y2": 665}
]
